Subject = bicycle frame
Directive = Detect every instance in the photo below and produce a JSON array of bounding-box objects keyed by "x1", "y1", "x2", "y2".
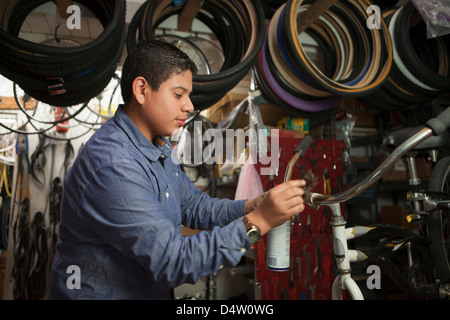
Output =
[{"x1": 306, "y1": 126, "x2": 436, "y2": 300}]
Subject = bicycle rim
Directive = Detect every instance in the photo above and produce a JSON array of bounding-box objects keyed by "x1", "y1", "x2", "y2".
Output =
[{"x1": 427, "y1": 156, "x2": 450, "y2": 281}]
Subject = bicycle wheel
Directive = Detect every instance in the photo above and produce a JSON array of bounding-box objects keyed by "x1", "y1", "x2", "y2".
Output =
[{"x1": 427, "y1": 156, "x2": 450, "y2": 281}]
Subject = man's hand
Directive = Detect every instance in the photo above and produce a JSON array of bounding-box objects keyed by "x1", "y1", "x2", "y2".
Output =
[{"x1": 245, "y1": 180, "x2": 306, "y2": 235}]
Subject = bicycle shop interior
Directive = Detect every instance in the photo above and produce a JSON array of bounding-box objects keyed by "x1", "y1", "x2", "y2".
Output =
[{"x1": 0, "y1": 0, "x2": 449, "y2": 302}]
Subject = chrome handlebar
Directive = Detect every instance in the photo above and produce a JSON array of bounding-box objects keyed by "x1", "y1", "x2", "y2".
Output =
[{"x1": 309, "y1": 126, "x2": 434, "y2": 207}]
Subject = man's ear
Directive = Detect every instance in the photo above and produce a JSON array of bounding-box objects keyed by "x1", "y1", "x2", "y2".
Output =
[{"x1": 132, "y1": 77, "x2": 148, "y2": 105}]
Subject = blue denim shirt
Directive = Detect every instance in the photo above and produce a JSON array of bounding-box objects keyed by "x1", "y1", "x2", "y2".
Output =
[{"x1": 49, "y1": 106, "x2": 250, "y2": 299}]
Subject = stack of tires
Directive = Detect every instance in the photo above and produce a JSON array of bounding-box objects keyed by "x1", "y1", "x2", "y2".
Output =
[
  {"x1": 253, "y1": 0, "x2": 393, "y2": 116},
  {"x1": 359, "y1": 2, "x2": 450, "y2": 111},
  {"x1": 127, "y1": 0, "x2": 266, "y2": 110},
  {"x1": 254, "y1": 0, "x2": 450, "y2": 115},
  {"x1": 0, "y1": 0, "x2": 126, "y2": 107}
]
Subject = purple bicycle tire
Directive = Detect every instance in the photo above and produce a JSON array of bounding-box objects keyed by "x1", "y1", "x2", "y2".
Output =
[{"x1": 260, "y1": 30, "x2": 340, "y2": 112}]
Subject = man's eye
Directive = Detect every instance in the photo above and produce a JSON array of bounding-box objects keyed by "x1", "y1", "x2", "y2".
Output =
[{"x1": 175, "y1": 93, "x2": 183, "y2": 98}]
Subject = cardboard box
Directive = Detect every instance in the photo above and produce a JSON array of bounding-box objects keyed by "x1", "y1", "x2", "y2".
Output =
[
  {"x1": 382, "y1": 159, "x2": 408, "y2": 182},
  {"x1": 381, "y1": 157, "x2": 432, "y2": 182},
  {"x1": 277, "y1": 116, "x2": 310, "y2": 133},
  {"x1": 381, "y1": 206, "x2": 416, "y2": 230}
]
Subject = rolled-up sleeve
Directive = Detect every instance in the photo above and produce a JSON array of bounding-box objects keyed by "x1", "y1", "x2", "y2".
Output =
[{"x1": 79, "y1": 160, "x2": 251, "y2": 287}]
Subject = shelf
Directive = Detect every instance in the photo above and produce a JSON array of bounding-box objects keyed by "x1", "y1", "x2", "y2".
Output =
[
  {"x1": 377, "y1": 180, "x2": 429, "y2": 192},
  {"x1": 350, "y1": 133, "x2": 382, "y2": 147}
]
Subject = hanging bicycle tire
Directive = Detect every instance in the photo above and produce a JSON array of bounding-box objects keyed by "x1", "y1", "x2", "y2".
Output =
[
  {"x1": 359, "y1": 2, "x2": 450, "y2": 111},
  {"x1": 427, "y1": 155, "x2": 450, "y2": 282},
  {"x1": 126, "y1": 0, "x2": 265, "y2": 110},
  {"x1": 0, "y1": 0, "x2": 126, "y2": 106},
  {"x1": 281, "y1": 0, "x2": 393, "y2": 98}
]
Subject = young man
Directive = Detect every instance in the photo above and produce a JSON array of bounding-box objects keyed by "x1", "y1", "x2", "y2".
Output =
[{"x1": 49, "y1": 40, "x2": 306, "y2": 299}]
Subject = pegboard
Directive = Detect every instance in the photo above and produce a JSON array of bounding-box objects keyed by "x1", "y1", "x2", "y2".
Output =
[{"x1": 254, "y1": 137, "x2": 345, "y2": 300}]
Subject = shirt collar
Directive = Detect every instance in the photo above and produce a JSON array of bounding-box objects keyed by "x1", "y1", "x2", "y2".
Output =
[{"x1": 113, "y1": 105, "x2": 173, "y2": 162}]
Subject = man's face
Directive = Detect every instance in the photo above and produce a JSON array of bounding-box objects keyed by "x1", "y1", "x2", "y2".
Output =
[{"x1": 143, "y1": 70, "x2": 194, "y2": 138}]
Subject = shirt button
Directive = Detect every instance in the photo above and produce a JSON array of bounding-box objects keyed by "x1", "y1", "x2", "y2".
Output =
[
  {"x1": 240, "y1": 248, "x2": 246, "y2": 253},
  {"x1": 166, "y1": 192, "x2": 169, "y2": 199},
  {"x1": 160, "y1": 154, "x2": 165, "y2": 159},
  {"x1": 219, "y1": 265, "x2": 224, "y2": 269}
]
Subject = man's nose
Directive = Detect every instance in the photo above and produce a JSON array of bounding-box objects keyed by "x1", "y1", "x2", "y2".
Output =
[{"x1": 183, "y1": 96, "x2": 194, "y2": 113}]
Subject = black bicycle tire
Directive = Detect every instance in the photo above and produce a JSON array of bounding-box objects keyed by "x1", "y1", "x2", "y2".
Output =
[
  {"x1": 13, "y1": 83, "x2": 89, "y2": 125},
  {"x1": 34, "y1": 121, "x2": 94, "y2": 142},
  {"x1": 18, "y1": 24, "x2": 125, "y2": 106},
  {"x1": 371, "y1": 6, "x2": 437, "y2": 108},
  {"x1": 192, "y1": 62, "x2": 251, "y2": 93},
  {"x1": 125, "y1": 0, "x2": 147, "y2": 52},
  {"x1": 0, "y1": 0, "x2": 123, "y2": 73},
  {"x1": 359, "y1": 64, "x2": 435, "y2": 111},
  {"x1": 393, "y1": 2, "x2": 450, "y2": 92},
  {"x1": 260, "y1": 0, "x2": 285, "y2": 18},
  {"x1": 0, "y1": 116, "x2": 56, "y2": 135},
  {"x1": 6, "y1": 0, "x2": 111, "y2": 32},
  {"x1": 373, "y1": 0, "x2": 399, "y2": 10},
  {"x1": 0, "y1": 29, "x2": 123, "y2": 77},
  {"x1": 359, "y1": 86, "x2": 408, "y2": 111},
  {"x1": 190, "y1": 89, "x2": 230, "y2": 110},
  {"x1": 427, "y1": 155, "x2": 450, "y2": 281},
  {"x1": 387, "y1": 5, "x2": 442, "y2": 97},
  {"x1": 204, "y1": 0, "x2": 246, "y2": 68},
  {"x1": 20, "y1": 69, "x2": 116, "y2": 107},
  {"x1": 137, "y1": 1, "x2": 241, "y2": 73},
  {"x1": 124, "y1": 0, "x2": 265, "y2": 109},
  {"x1": 150, "y1": 0, "x2": 264, "y2": 83},
  {"x1": 0, "y1": 0, "x2": 126, "y2": 106},
  {"x1": 1, "y1": 0, "x2": 124, "y2": 57},
  {"x1": 409, "y1": 26, "x2": 439, "y2": 73},
  {"x1": 0, "y1": 18, "x2": 124, "y2": 77},
  {"x1": 319, "y1": 0, "x2": 370, "y2": 85},
  {"x1": 152, "y1": 3, "x2": 240, "y2": 67},
  {"x1": 127, "y1": 2, "x2": 243, "y2": 83},
  {"x1": 195, "y1": 0, "x2": 265, "y2": 83},
  {"x1": 151, "y1": 3, "x2": 242, "y2": 73}
]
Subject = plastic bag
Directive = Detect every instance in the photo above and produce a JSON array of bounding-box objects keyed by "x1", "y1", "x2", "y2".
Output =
[
  {"x1": 235, "y1": 154, "x2": 264, "y2": 200},
  {"x1": 247, "y1": 96, "x2": 267, "y2": 159},
  {"x1": 335, "y1": 115, "x2": 356, "y2": 149},
  {"x1": 412, "y1": 0, "x2": 450, "y2": 38}
]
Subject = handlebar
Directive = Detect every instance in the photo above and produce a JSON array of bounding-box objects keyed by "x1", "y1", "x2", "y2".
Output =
[
  {"x1": 293, "y1": 135, "x2": 313, "y2": 156},
  {"x1": 284, "y1": 136, "x2": 313, "y2": 183},
  {"x1": 277, "y1": 107, "x2": 449, "y2": 207},
  {"x1": 426, "y1": 106, "x2": 450, "y2": 136},
  {"x1": 309, "y1": 107, "x2": 450, "y2": 206},
  {"x1": 309, "y1": 126, "x2": 434, "y2": 206}
]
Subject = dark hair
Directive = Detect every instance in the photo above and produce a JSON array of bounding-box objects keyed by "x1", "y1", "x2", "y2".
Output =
[{"x1": 120, "y1": 39, "x2": 198, "y2": 104}]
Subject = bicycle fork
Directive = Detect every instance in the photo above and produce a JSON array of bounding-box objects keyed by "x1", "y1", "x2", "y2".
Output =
[
  {"x1": 311, "y1": 198, "x2": 371, "y2": 300},
  {"x1": 314, "y1": 196, "x2": 446, "y2": 300},
  {"x1": 327, "y1": 202, "x2": 363, "y2": 300}
]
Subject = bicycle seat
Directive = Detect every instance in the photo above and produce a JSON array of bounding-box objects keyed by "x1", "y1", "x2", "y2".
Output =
[{"x1": 383, "y1": 126, "x2": 449, "y2": 151}]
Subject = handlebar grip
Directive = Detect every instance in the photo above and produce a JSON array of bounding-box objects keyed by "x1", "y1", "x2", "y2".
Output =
[
  {"x1": 426, "y1": 107, "x2": 450, "y2": 136},
  {"x1": 293, "y1": 135, "x2": 312, "y2": 156}
]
